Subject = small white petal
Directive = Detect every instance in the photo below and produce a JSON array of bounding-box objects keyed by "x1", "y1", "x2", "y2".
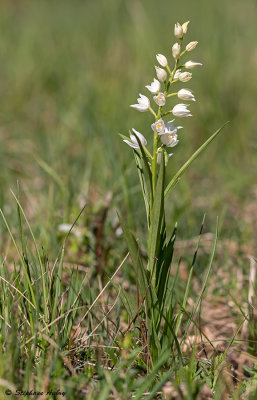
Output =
[
  {"x1": 130, "y1": 93, "x2": 150, "y2": 112},
  {"x1": 130, "y1": 104, "x2": 148, "y2": 112},
  {"x1": 153, "y1": 92, "x2": 166, "y2": 106},
  {"x1": 178, "y1": 72, "x2": 192, "y2": 82},
  {"x1": 156, "y1": 54, "x2": 168, "y2": 67},
  {"x1": 173, "y1": 69, "x2": 182, "y2": 80},
  {"x1": 161, "y1": 133, "x2": 179, "y2": 147},
  {"x1": 178, "y1": 88, "x2": 195, "y2": 101},
  {"x1": 155, "y1": 66, "x2": 167, "y2": 82},
  {"x1": 145, "y1": 78, "x2": 161, "y2": 94},
  {"x1": 174, "y1": 22, "x2": 184, "y2": 39},
  {"x1": 172, "y1": 43, "x2": 181, "y2": 60},
  {"x1": 137, "y1": 93, "x2": 150, "y2": 106},
  {"x1": 131, "y1": 128, "x2": 147, "y2": 146},
  {"x1": 182, "y1": 21, "x2": 190, "y2": 34},
  {"x1": 151, "y1": 119, "x2": 165, "y2": 134},
  {"x1": 186, "y1": 41, "x2": 198, "y2": 52},
  {"x1": 172, "y1": 103, "x2": 192, "y2": 117},
  {"x1": 157, "y1": 151, "x2": 173, "y2": 164},
  {"x1": 123, "y1": 139, "x2": 139, "y2": 149},
  {"x1": 184, "y1": 60, "x2": 203, "y2": 69},
  {"x1": 123, "y1": 129, "x2": 147, "y2": 149}
]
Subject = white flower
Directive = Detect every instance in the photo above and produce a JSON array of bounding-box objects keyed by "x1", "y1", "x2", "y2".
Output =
[
  {"x1": 173, "y1": 69, "x2": 182, "y2": 80},
  {"x1": 172, "y1": 103, "x2": 192, "y2": 117},
  {"x1": 151, "y1": 118, "x2": 165, "y2": 134},
  {"x1": 178, "y1": 71, "x2": 192, "y2": 82},
  {"x1": 174, "y1": 22, "x2": 183, "y2": 39},
  {"x1": 155, "y1": 66, "x2": 167, "y2": 82},
  {"x1": 177, "y1": 88, "x2": 195, "y2": 101},
  {"x1": 130, "y1": 93, "x2": 150, "y2": 112},
  {"x1": 186, "y1": 41, "x2": 198, "y2": 52},
  {"x1": 182, "y1": 21, "x2": 190, "y2": 34},
  {"x1": 157, "y1": 121, "x2": 183, "y2": 154},
  {"x1": 157, "y1": 148, "x2": 173, "y2": 164},
  {"x1": 156, "y1": 120, "x2": 183, "y2": 137},
  {"x1": 123, "y1": 128, "x2": 147, "y2": 149},
  {"x1": 172, "y1": 43, "x2": 181, "y2": 60},
  {"x1": 184, "y1": 60, "x2": 203, "y2": 69},
  {"x1": 153, "y1": 92, "x2": 166, "y2": 106},
  {"x1": 145, "y1": 78, "x2": 161, "y2": 94},
  {"x1": 165, "y1": 120, "x2": 183, "y2": 134},
  {"x1": 161, "y1": 133, "x2": 179, "y2": 147},
  {"x1": 156, "y1": 54, "x2": 168, "y2": 67}
]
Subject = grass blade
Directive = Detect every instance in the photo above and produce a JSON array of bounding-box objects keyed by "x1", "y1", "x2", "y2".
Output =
[{"x1": 148, "y1": 153, "x2": 165, "y2": 281}]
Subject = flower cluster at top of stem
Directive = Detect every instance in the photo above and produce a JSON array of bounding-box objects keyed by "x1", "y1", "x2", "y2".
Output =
[{"x1": 125, "y1": 21, "x2": 202, "y2": 167}]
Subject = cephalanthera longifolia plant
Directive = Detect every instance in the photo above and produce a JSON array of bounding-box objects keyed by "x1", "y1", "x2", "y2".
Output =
[{"x1": 119, "y1": 21, "x2": 227, "y2": 364}]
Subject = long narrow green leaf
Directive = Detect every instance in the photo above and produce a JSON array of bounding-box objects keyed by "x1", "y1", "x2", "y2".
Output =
[
  {"x1": 180, "y1": 218, "x2": 219, "y2": 344},
  {"x1": 148, "y1": 152, "x2": 165, "y2": 281},
  {"x1": 0, "y1": 209, "x2": 37, "y2": 310},
  {"x1": 134, "y1": 151, "x2": 150, "y2": 226},
  {"x1": 175, "y1": 216, "x2": 205, "y2": 336},
  {"x1": 165, "y1": 122, "x2": 229, "y2": 198},
  {"x1": 134, "y1": 132, "x2": 153, "y2": 224},
  {"x1": 50, "y1": 246, "x2": 64, "y2": 325},
  {"x1": 10, "y1": 191, "x2": 48, "y2": 320},
  {"x1": 156, "y1": 224, "x2": 177, "y2": 307},
  {"x1": 133, "y1": 351, "x2": 170, "y2": 400},
  {"x1": 133, "y1": 133, "x2": 153, "y2": 200},
  {"x1": 118, "y1": 214, "x2": 153, "y2": 313},
  {"x1": 145, "y1": 369, "x2": 173, "y2": 400}
]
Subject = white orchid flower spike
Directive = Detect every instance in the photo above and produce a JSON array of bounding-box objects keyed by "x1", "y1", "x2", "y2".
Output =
[{"x1": 123, "y1": 129, "x2": 147, "y2": 149}]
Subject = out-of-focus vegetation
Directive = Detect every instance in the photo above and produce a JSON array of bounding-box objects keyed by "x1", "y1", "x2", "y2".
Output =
[
  {"x1": 0, "y1": 0, "x2": 257, "y2": 398},
  {"x1": 0, "y1": 0, "x2": 256, "y2": 239}
]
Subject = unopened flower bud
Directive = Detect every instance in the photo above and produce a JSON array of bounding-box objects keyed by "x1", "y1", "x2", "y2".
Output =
[
  {"x1": 172, "y1": 103, "x2": 192, "y2": 117},
  {"x1": 156, "y1": 54, "x2": 168, "y2": 67},
  {"x1": 186, "y1": 41, "x2": 198, "y2": 52},
  {"x1": 177, "y1": 88, "x2": 195, "y2": 101},
  {"x1": 172, "y1": 43, "x2": 180, "y2": 60},
  {"x1": 155, "y1": 66, "x2": 167, "y2": 82},
  {"x1": 182, "y1": 21, "x2": 190, "y2": 34},
  {"x1": 174, "y1": 22, "x2": 183, "y2": 39},
  {"x1": 184, "y1": 60, "x2": 203, "y2": 69}
]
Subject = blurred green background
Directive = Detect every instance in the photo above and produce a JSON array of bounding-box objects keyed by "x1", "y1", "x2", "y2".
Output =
[{"x1": 0, "y1": 0, "x2": 256, "y2": 254}]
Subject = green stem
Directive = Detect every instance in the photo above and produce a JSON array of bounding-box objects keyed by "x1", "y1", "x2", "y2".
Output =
[
  {"x1": 148, "y1": 106, "x2": 157, "y2": 119},
  {"x1": 151, "y1": 132, "x2": 158, "y2": 196},
  {"x1": 167, "y1": 92, "x2": 178, "y2": 98},
  {"x1": 143, "y1": 146, "x2": 153, "y2": 160},
  {"x1": 161, "y1": 110, "x2": 173, "y2": 117},
  {"x1": 166, "y1": 64, "x2": 173, "y2": 77},
  {"x1": 169, "y1": 78, "x2": 179, "y2": 84}
]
